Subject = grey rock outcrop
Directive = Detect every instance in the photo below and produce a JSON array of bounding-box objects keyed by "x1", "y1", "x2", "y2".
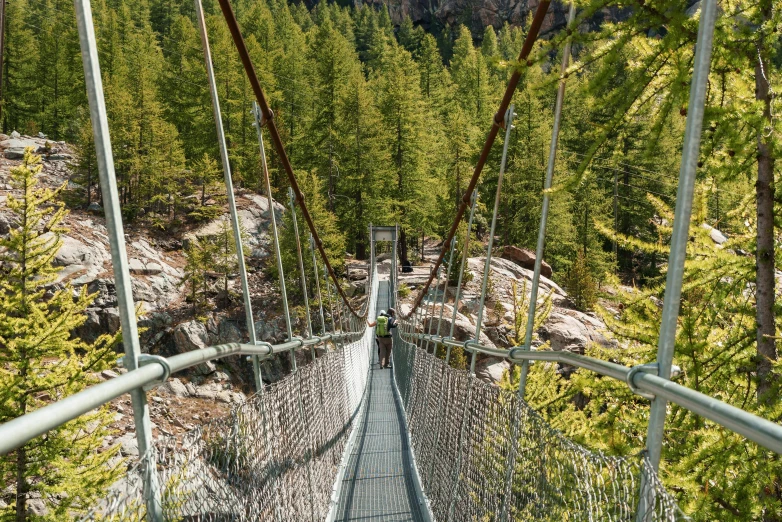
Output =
[
  {"x1": 422, "y1": 305, "x2": 496, "y2": 348},
  {"x1": 475, "y1": 357, "x2": 510, "y2": 384},
  {"x1": 538, "y1": 311, "x2": 613, "y2": 353},
  {"x1": 364, "y1": 0, "x2": 629, "y2": 40},
  {"x1": 173, "y1": 321, "x2": 215, "y2": 375}
]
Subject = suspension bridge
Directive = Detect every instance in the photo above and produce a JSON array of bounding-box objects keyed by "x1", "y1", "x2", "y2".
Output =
[{"x1": 2, "y1": 0, "x2": 782, "y2": 520}]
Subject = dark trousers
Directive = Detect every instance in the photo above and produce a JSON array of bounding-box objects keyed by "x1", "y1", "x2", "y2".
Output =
[{"x1": 377, "y1": 337, "x2": 392, "y2": 367}]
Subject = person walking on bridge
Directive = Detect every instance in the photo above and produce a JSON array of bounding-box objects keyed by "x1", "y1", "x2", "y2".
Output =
[{"x1": 368, "y1": 308, "x2": 397, "y2": 369}]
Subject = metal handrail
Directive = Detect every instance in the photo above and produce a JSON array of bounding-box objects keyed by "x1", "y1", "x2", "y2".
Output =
[
  {"x1": 403, "y1": 332, "x2": 782, "y2": 454},
  {"x1": 0, "y1": 331, "x2": 362, "y2": 456}
]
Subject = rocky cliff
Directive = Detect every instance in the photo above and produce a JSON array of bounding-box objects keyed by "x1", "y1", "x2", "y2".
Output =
[{"x1": 363, "y1": 0, "x2": 630, "y2": 39}]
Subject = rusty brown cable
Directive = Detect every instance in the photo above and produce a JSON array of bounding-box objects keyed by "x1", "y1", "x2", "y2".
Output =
[
  {"x1": 217, "y1": 0, "x2": 366, "y2": 318},
  {"x1": 399, "y1": 0, "x2": 552, "y2": 319}
]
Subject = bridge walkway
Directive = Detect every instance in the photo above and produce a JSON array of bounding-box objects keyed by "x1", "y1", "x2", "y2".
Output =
[{"x1": 334, "y1": 279, "x2": 425, "y2": 522}]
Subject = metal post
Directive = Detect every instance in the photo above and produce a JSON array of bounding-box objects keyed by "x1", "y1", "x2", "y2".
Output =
[
  {"x1": 324, "y1": 263, "x2": 337, "y2": 332},
  {"x1": 195, "y1": 0, "x2": 261, "y2": 390},
  {"x1": 472, "y1": 105, "x2": 515, "y2": 375},
  {"x1": 310, "y1": 235, "x2": 327, "y2": 335},
  {"x1": 436, "y1": 238, "x2": 458, "y2": 346},
  {"x1": 288, "y1": 188, "x2": 315, "y2": 359},
  {"x1": 0, "y1": 0, "x2": 6, "y2": 127},
  {"x1": 498, "y1": 11, "x2": 576, "y2": 520},
  {"x1": 73, "y1": 1, "x2": 162, "y2": 519},
  {"x1": 518, "y1": 3, "x2": 576, "y2": 399},
  {"x1": 449, "y1": 191, "x2": 478, "y2": 340},
  {"x1": 643, "y1": 0, "x2": 717, "y2": 479},
  {"x1": 424, "y1": 267, "x2": 440, "y2": 353},
  {"x1": 252, "y1": 102, "x2": 293, "y2": 343}
]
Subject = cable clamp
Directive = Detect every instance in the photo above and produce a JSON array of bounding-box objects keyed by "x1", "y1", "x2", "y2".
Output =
[
  {"x1": 463, "y1": 340, "x2": 479, "y2": 352},
  {"x1": 627, "y1": 363, "x2": 682, "y2": 400},
  {"x1": 260, "y1": 108, "x2": 274, "y2": 127},
  {"x1": 135, "y1": 354, "x2": 172, "y2": 390}
]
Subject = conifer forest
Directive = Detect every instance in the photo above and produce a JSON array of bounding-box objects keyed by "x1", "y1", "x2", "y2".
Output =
[{"x1": 0, "y1": 0, "x2": 781, "y2": 520}]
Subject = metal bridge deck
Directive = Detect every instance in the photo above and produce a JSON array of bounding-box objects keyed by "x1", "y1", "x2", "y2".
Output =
[{"x1": 334, "y1": 280, "x2": 425, "y2": 522}]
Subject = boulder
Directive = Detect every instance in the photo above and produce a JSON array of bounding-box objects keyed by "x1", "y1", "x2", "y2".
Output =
[
  {"x1": 159, "y1": 378, "x2": 189, "y2": 397},
  {"x1": 422, "y1": 307, "x2": 496, "y2": 348},
  {"x1": 116, "y1": 433, "x2": 139, "y2": 457},
  {"x1": 501, "y1": 245, "x2": 552, "y2": 278},
  {"x1": 128, "y1": 258, "x2": 146, "y2": 274},
  {"x1": 102, "y1": 307, "x2": 121, "y2": 334},
  {"x1": 348, "y1": 268, "x2": 368, "y2": 281},
  {"x1": 87, "y1": 202, "x2": 103, "y2": 214},
  {"x1": 1, "y1": 137, "x2": 39, "y2": 159},
  {"x1": 54, "y1": 235, "x2": 110, "y2": 268},
  {"x1": 475, "y1": 357, "x2": 510, "y2": 384},
  {"x1": 173, "y1": 321, "x2": 216, "y2": 375},
  {"x1": 88, "y1": 278, "x2": 117, "y2": 308},
  {"x1": 217, "y1": 320, "x2": 243, "y2": 344},
  {"x1": 700, "y1": 223, "x2": 727, "y2": 245},
  {"x1": 0, "y1": 213, "x2": 13, "y2": 235},
  {"x1": 77, "y1": 307, "x2": 103, "y2": 343},
  {"x1": 145, "y1": 262, "x2": 164, "y2": 275},
  {"x1": 538, "y1": 311, "x2": 613, "y2": 353}
]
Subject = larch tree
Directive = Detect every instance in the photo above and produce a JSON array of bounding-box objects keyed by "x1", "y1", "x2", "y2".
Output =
[
  {"x1": 0, "y1": 150, "x2": 120, "y2": 521},
  {"x1": 374, "y1": 42, "x2": 431, "y2": 262}
]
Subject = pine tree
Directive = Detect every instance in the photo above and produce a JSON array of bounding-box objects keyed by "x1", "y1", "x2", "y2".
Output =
[
  {"x1": 73, "y1": 113, "x2": 98, "y2": 207},
  {"x1": 563, "y1": 251, "x2": 597, "y2": 311},
  {"x1": 449, "y1": 25, "x2": 492, "y2": 121},
  {"x1": 181, "y1": 235, "x2": 212, "y2": 316},
  {"x1": 305, "y1": 18, "x2": 358, "y2": 211},
  {"x1": 374, "y1": 43, "x2": 432, "y2": 262},
  {"x1": 2, "y1": 0, "x2": 40, "y2": 134},
  {"x1": 0, "y1": 150, "x2": 120, "y2": 520},
  {"x1": 30, "y1": 0, "x2": 84, "y2": 139},
  {"x1": 335, "y1": 68, "x2": 391, "y2": 259}
]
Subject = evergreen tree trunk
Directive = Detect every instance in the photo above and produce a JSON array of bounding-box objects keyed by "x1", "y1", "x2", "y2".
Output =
[
  {"x1": 399, "y1": 227, "x2": 408, "y2": 263},
  {"x1": 755, "y1": 2, "x2": 776, "y2": 405},
  {"x1": 15, "y1": 444, "x2": 26, "y2": 522}
]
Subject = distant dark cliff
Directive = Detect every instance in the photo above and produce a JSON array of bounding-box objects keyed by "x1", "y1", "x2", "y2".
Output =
[{"x1": 360, "y1": 0, "x2": 630, "y2": 39}]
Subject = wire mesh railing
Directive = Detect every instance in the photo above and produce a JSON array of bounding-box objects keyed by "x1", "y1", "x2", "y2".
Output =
[
  {"x1": 392, "y1": 334, "x2": 688, "y2": 522},
  {"x1": 79, "y1": 272, "x2": 376, "y2": 522}
]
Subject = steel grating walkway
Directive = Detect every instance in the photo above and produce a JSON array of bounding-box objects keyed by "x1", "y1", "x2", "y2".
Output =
[{"x1": 334, "y1": 280, "x2": 426, "y2": 522}]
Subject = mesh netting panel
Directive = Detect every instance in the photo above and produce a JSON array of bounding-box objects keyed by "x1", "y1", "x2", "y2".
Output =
[
  {"x1": 80, "y1": 271, "x2": 378, "y2": 522},
  {"x1": 80, "y1": 338, "x2": 372, "y2": 520},
  {"x1": 392, "y1": 334, "x2": 689, "y2": 522}
]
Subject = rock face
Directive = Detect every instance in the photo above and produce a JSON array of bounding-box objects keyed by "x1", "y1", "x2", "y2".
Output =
[
  {"x1": 173, "y1": 321, "x2": 216, "y2": 375},
  {"x1": 422, "y1": 306, "x2": 496, "y2": 348},
  {"x1": 501, "y1": 245, "x2": 552, "y2": 278},
  {"x1": 0, "y1": 134, "x2": 72, "y2": 161},
  {"x1": 362, "y1": 0, "x2": 630, "y2": 39},
  {"x1": 475, "y1": 357, "x2": 510, "y2": 384},
  {"x1": 538, "y1": 311, "x2": 613, "y2": 354}
]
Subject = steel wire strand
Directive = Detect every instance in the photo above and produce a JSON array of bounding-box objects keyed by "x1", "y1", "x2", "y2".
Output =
[{"x1": 392, "y1": 334, "x2": 688, "y2": 522}]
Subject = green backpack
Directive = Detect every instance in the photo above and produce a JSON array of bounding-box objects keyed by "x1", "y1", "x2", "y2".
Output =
[{"x1": 376, "y1": 315, "x2": 389, "y2": 337}]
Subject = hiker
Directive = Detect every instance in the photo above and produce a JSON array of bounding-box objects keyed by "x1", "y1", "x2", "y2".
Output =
[{"x1": 367, "y1": 308, "x2": 397, "y2": 369}]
